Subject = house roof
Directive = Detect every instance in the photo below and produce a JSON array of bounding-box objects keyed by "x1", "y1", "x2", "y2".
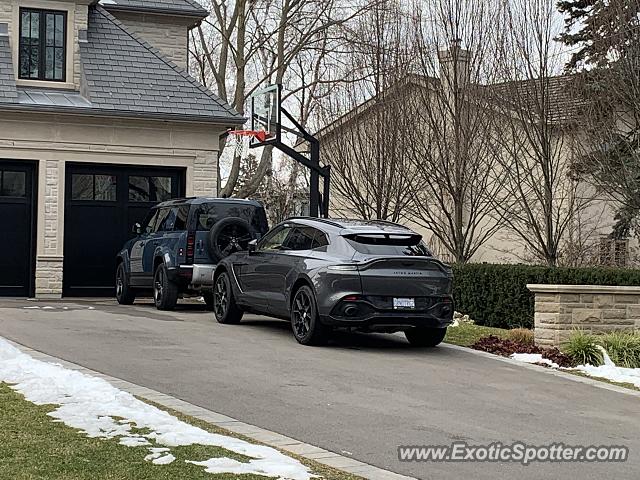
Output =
[
  {"x1": 315, "y1": 73, "x2": 588, "y2": 140},
  {"x1": 99, "y1": 0, "x2": 209, "y2": 19},
  {"x1": 80, "y1": 6, "x2": 241, "y2": 122},
  {"x1": 486, "y1": 75, "x2": 588, "y2": 124},
  {"x1": 313, "y1": 75, "x2": 437, "y2": 140},
  {"x1": 0, "y1": 6, "x2": 243, "y2": 126}
]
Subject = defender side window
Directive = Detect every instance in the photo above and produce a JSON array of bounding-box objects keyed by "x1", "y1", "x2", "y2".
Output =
[
  {"x1": 154, "y1": 208, "x2": 175, "y2": 232},
  {"x1": 173, "y1": 205, "x2": 189, "y2": 231},
  {"x1": 142, "y1": 210, "x2": 159, "y2": 234}
]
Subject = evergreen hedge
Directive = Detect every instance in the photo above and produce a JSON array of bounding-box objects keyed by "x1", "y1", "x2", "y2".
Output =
[{"x1": 451, "y1": 263, "x2": 640, "y2": 329}]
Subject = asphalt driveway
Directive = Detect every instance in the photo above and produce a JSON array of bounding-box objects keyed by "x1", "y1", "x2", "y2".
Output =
[{"x1": 0, "y1": 298, "x2": 638, "y2": 480}]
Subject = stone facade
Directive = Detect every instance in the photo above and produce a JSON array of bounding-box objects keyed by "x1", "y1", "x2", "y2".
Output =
[
  {"x1": 112, "y1": 11, "x2": 190, "y2": 69},
  {"x1": 528, "y1": 284, "x2": 640, "y2": 347},
  {"x1": 2, "y1": 0, "x2": 93, "y2": 91},
  {"x1": 0, "y1": 0, "x2": 238, "y2": 299},
  {"x1": 0, "y1": 111, "x2": 222, "y2": 298}
]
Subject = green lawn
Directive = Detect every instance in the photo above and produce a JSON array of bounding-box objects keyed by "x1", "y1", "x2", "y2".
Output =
[
  {"x1": 444, "y1": 323, "x2": 509, "y2": 347},
  {"x1": 0, "y1": 383, "x2": 360, "y2": 480}
]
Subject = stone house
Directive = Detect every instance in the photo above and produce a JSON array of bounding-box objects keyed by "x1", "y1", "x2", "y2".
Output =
[
  {"x1": 0, "y1": 0, "x2": 242, "y2": 298},
  {"x1": 316, "y1": 47, "x2": 632, "y2": 267}
]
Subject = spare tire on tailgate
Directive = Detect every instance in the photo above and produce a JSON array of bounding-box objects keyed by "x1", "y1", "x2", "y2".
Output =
[{"x1": 208, "y1": 217, "x2": 256, "y2": 262}]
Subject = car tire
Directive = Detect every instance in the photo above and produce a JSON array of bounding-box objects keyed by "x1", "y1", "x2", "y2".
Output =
[
  {"x1": 115, "y1": 263, "x2": 135, "y2": 305},
  {"x1": 290, "y1": 285, "x2": 329, "y2": 346},
  {"x1": 208, "y1": 217, "x2": 256, "y2": 262},
  {"x1": 404, "y1": 327, "x2": 447, "y2": 347},
  {"x1": 153, "y1": 263, "x2": 179, "y2": 311},
  {"x1": 213, "y1": 272, "x2": 243, "y2": 324},
  {"x1": 202, "y1": 292, "x2": 215, "y2": 311}
]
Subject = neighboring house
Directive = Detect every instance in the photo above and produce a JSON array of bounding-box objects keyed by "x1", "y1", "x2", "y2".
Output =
[
  {"x1": 316, "y1": 47, "x2": 634, "y2": 266},
  {"x1": 0, "y1": 0, "x2": 243, "y2": 299}
]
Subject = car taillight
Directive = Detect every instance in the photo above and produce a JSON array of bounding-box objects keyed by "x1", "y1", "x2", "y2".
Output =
[{"x1": 186, "y1": 232, "x2": 195, "y2": 265}]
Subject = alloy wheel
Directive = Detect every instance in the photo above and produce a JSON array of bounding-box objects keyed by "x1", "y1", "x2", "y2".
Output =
[
  {"x1": 214, "y1": 275, "x2": 229, "y2": 319},
  {"x1": 154, "y1": 269, "x2": 164, "y2": 304},
  {"x1": 116, "y1": 268, "x2": 124, "y2": 298},
  {"x1": 292, "y1": 290, "x2": 312, "y2": 338},
  {"x1": 216, "y1": 225, "x2": 252, "y2": 257}
]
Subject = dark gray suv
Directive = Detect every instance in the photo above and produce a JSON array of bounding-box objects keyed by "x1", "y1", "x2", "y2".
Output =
[
  {"x1": 213, "y1": 218, "x2": 454, "y2": 346},
  {"x1": 116, "y1": 198, "x2": 269, "y2": 310}
]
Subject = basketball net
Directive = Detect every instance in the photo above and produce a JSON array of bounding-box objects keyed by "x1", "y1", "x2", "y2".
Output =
[
  {"x1": 233, "y1": 134, "x2": 251, "y2": 159},
  {"x1": 227, "y1": 129, "x2": 269, "y2": 159}
]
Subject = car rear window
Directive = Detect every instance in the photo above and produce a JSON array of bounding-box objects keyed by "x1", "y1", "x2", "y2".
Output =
[{"x1": 344, "y1": 233, "x2": 432, "y2": 256}]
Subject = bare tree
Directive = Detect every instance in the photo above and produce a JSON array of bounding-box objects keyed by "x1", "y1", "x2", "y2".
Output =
[
  {"x1": 406, "y1": 0, "x2": 506, "y2": 263},
  {"x1": 191, "y1": 0, "x2": 370, "y2": 198},
  {"x1": 318, "y1": 1, "x2": 417, "y2": 221},
  {"x1": 490, "y1": 0, "x2": 593, "y2": 266},
  {"x1": 564, "y1": 0, "x2": 640, "y2": 240}
]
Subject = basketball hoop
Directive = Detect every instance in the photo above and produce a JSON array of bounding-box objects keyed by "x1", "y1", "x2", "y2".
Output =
[{"x1": 227, "y1": 129, "x2": 269, "y2": 159}]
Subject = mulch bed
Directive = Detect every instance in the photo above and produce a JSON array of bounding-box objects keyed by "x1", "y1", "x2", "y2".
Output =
[{"x1": 471, "y1": 335, "x2": 574, "y2": 368}]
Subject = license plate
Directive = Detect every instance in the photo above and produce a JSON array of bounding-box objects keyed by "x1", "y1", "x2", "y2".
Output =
[{"x1": 393, "y1": 298, "x2": 415, "y2": 309}]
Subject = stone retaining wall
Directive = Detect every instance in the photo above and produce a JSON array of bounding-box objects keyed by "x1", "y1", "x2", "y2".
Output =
[{"x1": 528, "y1": 284, "x2": 640, "y2": 347}]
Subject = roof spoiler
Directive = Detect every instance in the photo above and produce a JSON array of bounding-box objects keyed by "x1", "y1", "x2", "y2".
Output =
[{"x1": 342, "y1": 232, "x2": 423, "y2": 246}]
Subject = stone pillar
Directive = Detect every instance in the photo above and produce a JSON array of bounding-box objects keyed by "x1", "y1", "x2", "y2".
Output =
[
  {"x1": 192, "y1": 151, "x2": 218, "y2": 197},
  {"x1": 35, "y1": 160, "x2": 64, "y2": 299},
  {"x1": 528, "y1": 284, "x2": 640, "y2": 348}
]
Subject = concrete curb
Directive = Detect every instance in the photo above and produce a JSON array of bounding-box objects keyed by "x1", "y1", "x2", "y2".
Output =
[
  {"x1": 441, "y1": 343, "x2": 640, "y2": 398},
  {"x1": 5, "y1": 339, "x2": 416, "y2": 480}
]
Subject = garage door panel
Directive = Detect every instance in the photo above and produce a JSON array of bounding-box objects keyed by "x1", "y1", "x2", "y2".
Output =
[
  {"x1": 64, "y1": 205, "x2": 122, "y2": 294},
  {"x1": 0, "y1": 162, "x2": 36, "y2": 297},
  {"x1": 64, "y1": 164, "x2": 185, "y2": 296}
]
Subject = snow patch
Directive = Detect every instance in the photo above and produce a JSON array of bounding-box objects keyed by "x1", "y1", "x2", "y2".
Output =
[
  {"x1": 510, "y1": 346, "x2": 640, "y2": 389},
  {"x1": 570, "y1": 346, "x2": 640, "y2": 388},
  {"x1": 0, "y1": 338, "x2": 314, "y2": 480},
  {"x1": 145, "y1": 447, "x2": 175, "y2": 465},
  {"x1": 510, "y1": 353, "x2": 560, "y2": 369},
  {"x1": 153, "y1": 453, "x2": 176, "y2": 465}
]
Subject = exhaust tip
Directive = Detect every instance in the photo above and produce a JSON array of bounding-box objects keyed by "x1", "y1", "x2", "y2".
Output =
[{"x1": 344, "y1": 305, "x2": 359, "y2": 317}]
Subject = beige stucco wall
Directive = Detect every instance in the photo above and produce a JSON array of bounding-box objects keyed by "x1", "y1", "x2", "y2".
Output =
[
  {"x1": 320, "y1": 80, "x2": 631, "y2": 267},
  {"x1": 110, "y1": 11, "x2": 191, "y2": 69},
  {"x1": 0, "y1": 111, "x2": 222, "y2": 298}
]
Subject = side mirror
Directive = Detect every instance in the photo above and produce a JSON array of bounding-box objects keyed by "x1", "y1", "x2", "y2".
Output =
[
  {"x1": 248, "y1": 239, "x2": 258, "y2": 255},
  {"x1": 132, "y1": 222, "x2": 142, "y2": 235}
]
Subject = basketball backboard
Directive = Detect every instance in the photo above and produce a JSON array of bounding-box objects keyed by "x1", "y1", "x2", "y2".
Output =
[{"x1": 250, "y1": 84, "x2": 281, "y2": 146}]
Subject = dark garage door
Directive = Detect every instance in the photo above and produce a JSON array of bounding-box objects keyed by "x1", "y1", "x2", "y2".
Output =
[
  {"x1": 0, "y1": 161, "x2": 36, "y2": 297},
  {"x1": 64, "y1": 163, "x2": 185, "y2": 296}
]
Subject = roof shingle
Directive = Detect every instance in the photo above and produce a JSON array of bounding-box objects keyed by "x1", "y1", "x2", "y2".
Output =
[
  {"x1": 99, "y1": 0, "x2": 209, "y2": 18},
  {"x1": 78, "y1": 6, "x2": 242, "y2": 123}
]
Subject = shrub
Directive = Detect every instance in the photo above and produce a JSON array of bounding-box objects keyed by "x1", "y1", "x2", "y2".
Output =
[
  {"x1": 452, "y1": 263, "x2": 640, "y2": 329},
  {"x1": 507, "y1": 328, "x2": 535, "y2": 345},
  {"x1": 471, "y1": 335, "x2": 573, "y2": 367},
  {"x1": 563, "y1": 330, "x2": 603, "y2": 367},
  {"x1": 599, "y1": 331, "x2": 640, "y2": 368}
]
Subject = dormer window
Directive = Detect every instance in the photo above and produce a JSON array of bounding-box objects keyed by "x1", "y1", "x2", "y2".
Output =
[{"x1": 19, "y1": 8, "x2": 67, "y2": 82}]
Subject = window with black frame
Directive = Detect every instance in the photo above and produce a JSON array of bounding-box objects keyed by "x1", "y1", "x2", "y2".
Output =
[
  {"x1": 128, "y1": 176, "x2": 172, "y2": 202},
  {"x1": 19, "y1": 8, "x2": 66, "y2": 82}
]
